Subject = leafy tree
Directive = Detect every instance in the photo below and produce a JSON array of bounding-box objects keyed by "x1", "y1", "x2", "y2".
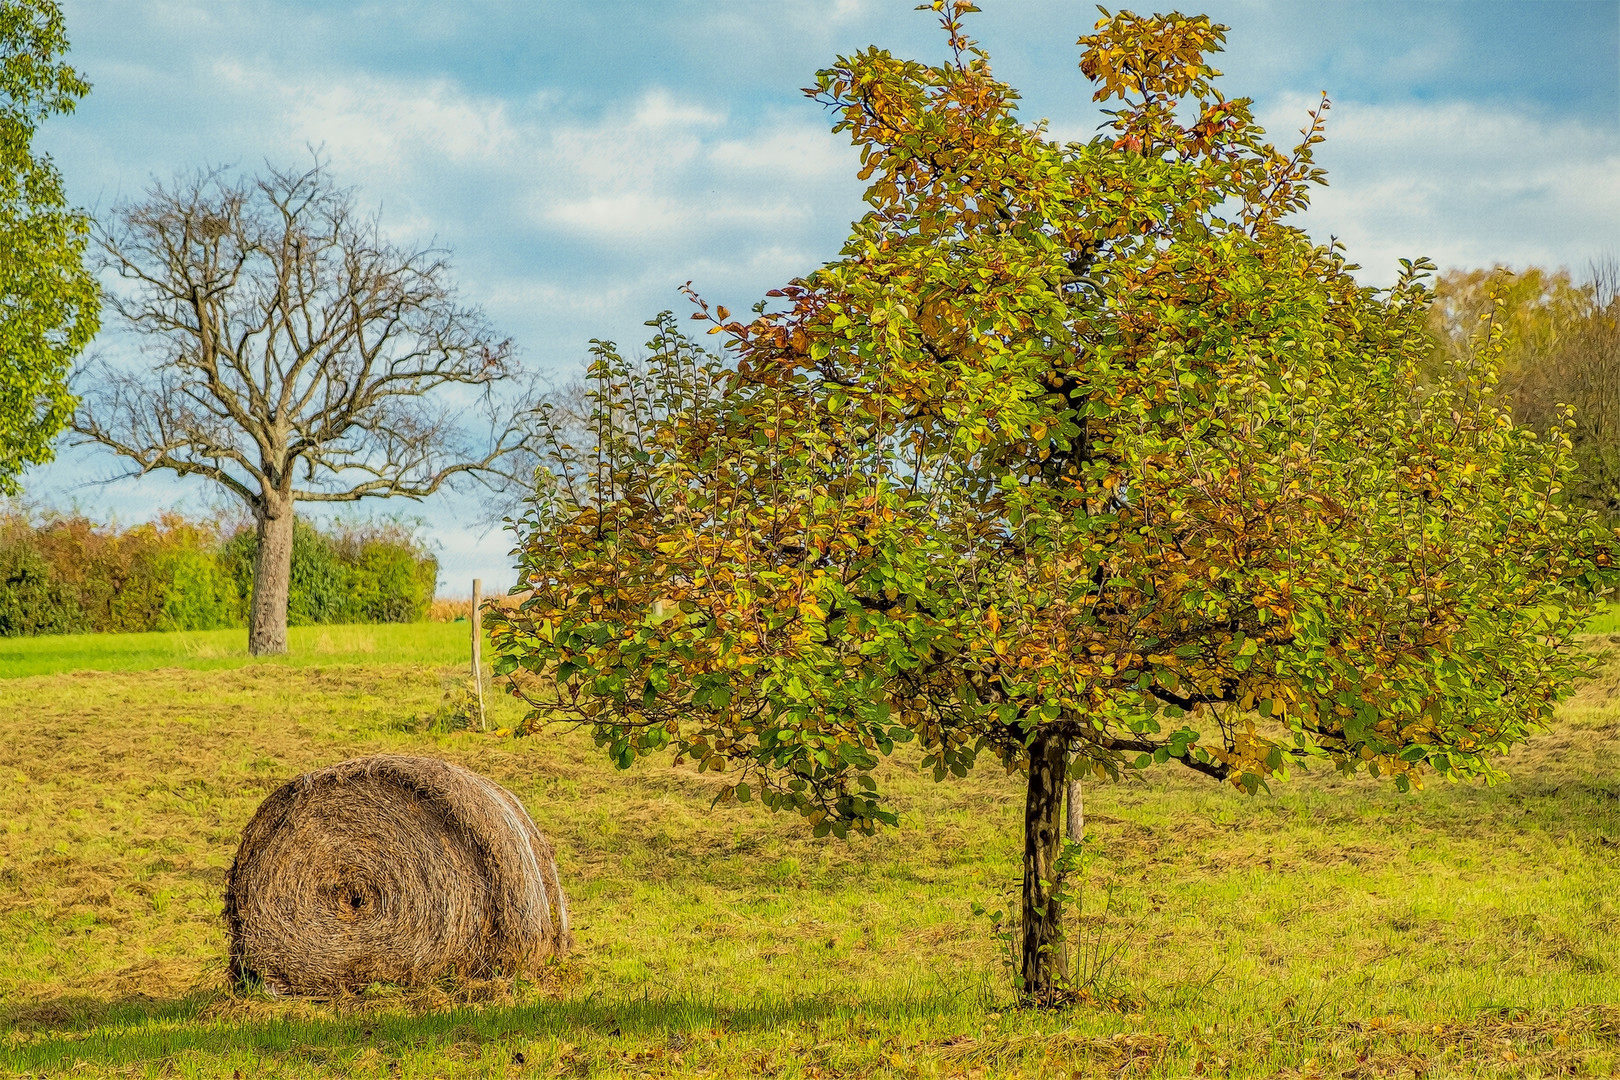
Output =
[
  {"x1": 0, "y1": 0, "x2": 99, "y2": 494},
  {"x1": 1431, "y1": 262, "x2": 1620, "y2": 520},
  {"x1": 75, "y1": 160, "x2": 534, "y2": 655},
  {"x1": 492, "y1": 4, "x2": 1613, "y2": 1000},
  {"x1": 1427, "y1": 266, "x2": 1589, "y2": 375}
]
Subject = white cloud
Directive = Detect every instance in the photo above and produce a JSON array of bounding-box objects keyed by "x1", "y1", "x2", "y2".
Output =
[
  {"x1": 1264, "y1": 94, "x2": 1620, "y2": 283},
  {"x1": 543, "y1": 191, "x2": 687, "y2": 237},
  {"x1": 285, "y1": 76, "x2": 525, "y2": 169},
  {"x1": 546, "y1": 91, "x2": 719, "y2": 187},
  {"x1": 533, "y1": 95, "x2": 844, "y2": 246},
  {"x1": 711, "y1": 127, "x2": 850, "y2": 176},
  {"x1": 190, "y1": 62, "x2": 858, "y2": 256}
]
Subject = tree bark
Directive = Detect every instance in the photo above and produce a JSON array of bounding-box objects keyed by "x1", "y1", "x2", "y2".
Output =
[
  {"x1": 1066, "y1": 775, "x2": 1083, "y2": 844},
  {"x1": 248, "y1": 499, "x2": 294, "y2": 656},
  {"x1": 1065, "y1": 738, "x2": 1083, "y2": 845},
  {"x1": 1020, "y1": 726, "x2": 1067, "y2": 1001}
]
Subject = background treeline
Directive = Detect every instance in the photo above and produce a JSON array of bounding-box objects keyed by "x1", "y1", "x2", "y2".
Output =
[
  {"x1": 1430, "y1": 260, "x2": 1620, "y2": 520},
  {"x1": 0, "y1": 510, "x2": 439, "y2": 637}
]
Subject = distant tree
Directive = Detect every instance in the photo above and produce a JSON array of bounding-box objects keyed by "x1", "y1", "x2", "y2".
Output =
[
  {"x1": 1514, "y1": 263, "x2": 1620, "y2": 517},
  {"x1": 491, "y1": 5, "x2": 1614, "y2": 1001},
  {"x1": 1427, "y1": 266, "x2": 1588, "y2": 377},
  {"x1": 75, "y1": 161, "x2": 534, "y2": 655},
  {"x1": 1431, "y1": 262, "x2": 1620, "y2": 520},
  {"x1": 0, "y1": 0, "x2": 100, "y2": 494}
]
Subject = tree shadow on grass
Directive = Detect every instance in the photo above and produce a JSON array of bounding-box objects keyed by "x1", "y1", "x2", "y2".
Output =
[
  {"x1": 2, "y1": 984, "x2": 978, "y2": 1074},
  {"x1": 2, "y1": 989, "x2": 219, "y2": 1033},
  {"x1": 1417, "y1": 775, "x2": 1620, "y2": 838}
]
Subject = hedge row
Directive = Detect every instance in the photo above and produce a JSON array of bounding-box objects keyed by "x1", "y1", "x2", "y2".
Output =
[{"x1": 0, "y1": 511, "x2": 438, "y2": 636}]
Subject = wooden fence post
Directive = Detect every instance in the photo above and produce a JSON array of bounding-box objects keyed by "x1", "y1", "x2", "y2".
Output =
[{"x1": 471, "y1": 578, "x2": 487, "y2": 731}]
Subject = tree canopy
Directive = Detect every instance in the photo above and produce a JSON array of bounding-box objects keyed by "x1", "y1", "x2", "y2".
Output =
[
  {"x1": 492, "y1": 3, "x2": 1614, "y2": 997},
  {"x1": 0, "y1": 0, "x2": 99, "y2": 494}
]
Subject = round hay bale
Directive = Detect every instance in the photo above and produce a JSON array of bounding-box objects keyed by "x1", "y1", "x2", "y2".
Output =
[{"x1": 225, "y1": 754, "x2": 570, "y2": 995}]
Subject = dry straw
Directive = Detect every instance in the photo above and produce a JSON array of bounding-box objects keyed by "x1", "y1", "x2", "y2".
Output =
[{"x1": 225, "y1": 755, "x2": 570, "y2": 995}]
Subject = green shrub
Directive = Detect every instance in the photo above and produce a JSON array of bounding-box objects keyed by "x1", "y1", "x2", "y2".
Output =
[
  {"x1": 287, "y1": 519, "x2": 353, "y2": 626},
  {"x1": 0, "y1": 508, "x2": 437, "y2": 635},
  {"x1": 28, "y1": 513, "x2": 143, "y2": 632},
  {"x1": 347, "y1": 536, "x2": 438, "y2": 623},
  {"x1": 0, "y1": 535, "x2": 84, "y2": 636},
  {"x1": 225, "y1": 517, "x2": 437, "y2": 627},
  {"x1": 156, "y1": 544, "x2": 240, "y2": 631},
  {"x1": 218, "y1": 527, "x2": 255, "y2": 618},
  {"x1": 104, "y1": 529, "x2": 170, "y2": 634}
]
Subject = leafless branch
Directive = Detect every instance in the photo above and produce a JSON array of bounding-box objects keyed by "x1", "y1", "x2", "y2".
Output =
[{"x1": 73, "y1": 157, "x2": 542, "y2": 520}]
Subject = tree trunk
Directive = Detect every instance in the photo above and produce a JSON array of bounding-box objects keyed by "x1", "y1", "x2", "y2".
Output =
[
  {"x1": 248, "y1": 499, "x2": 294, "y2": 656},
  {"x1": 1066, "y1": 775, "x2": 1083, "y2": 844},
  {"x1": 1020, "y1": 726, "x2": 1067, "y2": 1002},
  {"x1": 1065, "y1": 741, "x2": 1083, "y2": 845}
]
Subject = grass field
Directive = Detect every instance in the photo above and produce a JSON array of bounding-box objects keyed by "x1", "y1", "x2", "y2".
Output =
[
  {"x1": 1581, "y1": 605, "x2": 1620, "y2": 636},
  {"x1": 0, "y1": 622, "x2": 475, "y2": 679},
  {"x1": 3, "y1": 626, "x2": 1620, "y2": 1077}
]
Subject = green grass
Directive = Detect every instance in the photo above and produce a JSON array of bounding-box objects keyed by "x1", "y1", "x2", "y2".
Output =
[
  {"x1": 1583, "y1": 604, "x2": 1620, "y2": 635},
  {"x1": 0, "y1": 621, "x2": 476, "y2": 678},
  {"x1": 2, "y1": 625, "x2": 1620, "y2": 1076}
]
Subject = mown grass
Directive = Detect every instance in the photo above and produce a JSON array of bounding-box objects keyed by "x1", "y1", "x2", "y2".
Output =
[
  {"x1": 1582, "y1": 604, "x2": 1620, "y2": 636},
  {"x1": 0, "y1": 621, "x2": 475, "y2": 679},
  {"x1": 2, "y1": 629, "x2": 1619, "y2": 1077}
]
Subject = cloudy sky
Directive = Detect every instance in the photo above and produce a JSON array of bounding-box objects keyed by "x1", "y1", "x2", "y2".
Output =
[{"x1": 26, "y1": 0, "x2": 1620, "y2": 595}]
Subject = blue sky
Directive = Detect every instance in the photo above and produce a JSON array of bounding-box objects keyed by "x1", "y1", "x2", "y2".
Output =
[{"x1": 25, "y1": 0, "x2": 1620, "y2": 595}]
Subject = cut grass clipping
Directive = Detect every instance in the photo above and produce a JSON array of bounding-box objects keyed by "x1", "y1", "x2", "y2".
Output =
[{"x1": 225, "y1": 755, "x2": 571, "y2": 996}]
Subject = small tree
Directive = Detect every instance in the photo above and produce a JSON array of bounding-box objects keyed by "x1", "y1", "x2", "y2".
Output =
[
  {"x1": 0, "y1": 0, "x2": 99, "y2": 494},
  {"x1": 492, "y1": 6, "x2": 1613, "y2": 1000},
  {"x1": 76, "y1": 161, "x2": 534, "y2": 654}
]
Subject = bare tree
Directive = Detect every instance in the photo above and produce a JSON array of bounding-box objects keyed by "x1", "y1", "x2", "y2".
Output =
[{"x1": 75, "y1": 160, "x2": 536, "y2": 655}]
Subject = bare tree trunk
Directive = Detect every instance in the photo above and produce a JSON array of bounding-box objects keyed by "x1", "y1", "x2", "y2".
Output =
[
  {"x1": 1069, "y1": 744, "x2": 1082, "y2": 841},
  {"x1": 248, "y1": 499, "x2": 294, "y2": 656},
  {"x1": 1020, "y1": 727, "x2": 1067, "y2": 1001},
  {"x1": 1066, "y1": 774, "x2": 1084, "y2": 844}
]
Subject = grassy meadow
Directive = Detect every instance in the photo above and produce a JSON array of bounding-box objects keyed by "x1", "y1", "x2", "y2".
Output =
[
  {"x1": 2, "y1": 624, "x2": 1620, "y2": 1077},
  {"x1": 0, "y1": 621, "x2": 475, "y2": 679}
]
